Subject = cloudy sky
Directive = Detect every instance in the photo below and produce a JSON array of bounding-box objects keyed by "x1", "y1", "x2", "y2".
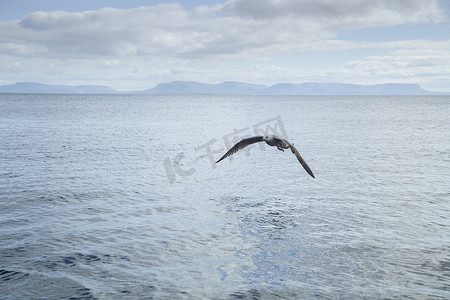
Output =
[{"x1": 1, "y1": 0, "x2": 449, "y2": 91}]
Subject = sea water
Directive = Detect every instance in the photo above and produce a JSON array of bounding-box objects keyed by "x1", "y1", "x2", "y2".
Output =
[{"x1": 0, "y1": 94, "x2": 449, "y2": 298}]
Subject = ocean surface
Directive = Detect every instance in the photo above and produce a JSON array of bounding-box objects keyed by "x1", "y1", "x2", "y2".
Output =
[{"x1": 0, "y1": 94, "x2": 449, "y2": 299}]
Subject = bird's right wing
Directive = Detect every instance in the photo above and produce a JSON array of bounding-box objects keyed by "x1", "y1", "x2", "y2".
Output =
[{"x1": 216, "y1": 136, "x2": 264, "y2": 163}]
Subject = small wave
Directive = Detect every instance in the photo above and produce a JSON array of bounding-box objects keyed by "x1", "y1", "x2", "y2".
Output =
[
  {"x1": 34, "y1": 252, "x2": 116, "y2": 272},
  {"x1": 0, "y1": 269, "x2": 29, "y2": 282},
  {"x1": 0, "y1": 269, "x2": 95, "y2": 299}
]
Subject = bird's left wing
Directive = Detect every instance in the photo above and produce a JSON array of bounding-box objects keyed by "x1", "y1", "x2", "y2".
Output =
[
  {"x1": 282, "y1": 139, "x2": 315, "y2": 178},
  {"x1": 216, "y1": 136, "x2": 264, "y2": 163}
]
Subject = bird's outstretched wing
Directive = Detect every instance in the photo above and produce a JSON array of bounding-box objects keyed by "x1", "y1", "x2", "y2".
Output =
[
  {"x1": 281, "y1": 139, "x2": 315, "y2": 178},
  {"x1": 216, "y1": 136, "x2": 264, "y2": 163}
]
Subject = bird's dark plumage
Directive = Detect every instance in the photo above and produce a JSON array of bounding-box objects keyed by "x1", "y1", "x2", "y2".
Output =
[
  {"x1": 216, "y1": 136, "x2": 263, "y2": 163},
  {"x1": 281, "y1": 139, "x2": 315, "y2": 178},
  {"x1": 216, "y1": 135, "x2": 315, "y2": 178}
]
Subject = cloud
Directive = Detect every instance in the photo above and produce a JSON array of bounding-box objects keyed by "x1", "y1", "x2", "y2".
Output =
[
  {"x1": 0, "y1": 0, "x2": 446, "y2": 60},
  {"x1": 221, "y1": 0, "x2": 445, "y2": 25},
  {"x1": 0, "y1": 4, "x2": 206, "y2": 58},
  {"x1": 319, "y1": 43, "x2": 450, "y2": 90}
]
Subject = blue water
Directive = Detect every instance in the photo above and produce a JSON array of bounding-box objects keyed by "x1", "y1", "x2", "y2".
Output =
[{"x1": 1, "y1": 94, "x2": 449, "y2": 299}]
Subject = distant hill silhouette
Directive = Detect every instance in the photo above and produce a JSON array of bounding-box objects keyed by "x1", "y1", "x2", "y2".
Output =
[
  {"x1": 0, "y1": 81, "x2": 446, "y2": 95},
  {"x1": 262, "y1": 82, "x2": 435, "y2": 95},
  {"x1": 141, "y1": 81, "x2": 268, "y2": 95},
  {"x1": 0, "y1": 82, "x2": 116, "y2": 94}
]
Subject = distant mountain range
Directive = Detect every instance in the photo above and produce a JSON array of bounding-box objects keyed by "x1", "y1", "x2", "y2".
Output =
[
  {"x1": 0, "y1": 81, "x2": 447, "y2": 95},
  {"x1": 0, "y1": 82, "x2": 117, "y2": 94}
]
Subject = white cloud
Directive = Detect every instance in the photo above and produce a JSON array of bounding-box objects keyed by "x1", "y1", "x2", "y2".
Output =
[
  {"x1": 222, "y1": 0, "x2": 445, "y2": 26},
  {"x1": 0, "y1": 0, "x2": 445, "y2": 59},
  {"x1": 318, "y1": 44, "x2": 450, "y2": 91}
]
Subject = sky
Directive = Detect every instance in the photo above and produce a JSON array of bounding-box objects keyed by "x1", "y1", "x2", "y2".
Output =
[{"x1": 0, "y1": 0, "x2": 449, "y2": 92}]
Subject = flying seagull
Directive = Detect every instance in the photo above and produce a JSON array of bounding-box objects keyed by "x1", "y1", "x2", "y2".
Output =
[{"x1": 216, "y1": 135, "x2": 315, "y2": 178}]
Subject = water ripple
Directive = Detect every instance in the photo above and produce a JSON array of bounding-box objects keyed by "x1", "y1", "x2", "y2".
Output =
[{"x1": 1, "y1": 94, "x2": 449, "y2": 299}]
